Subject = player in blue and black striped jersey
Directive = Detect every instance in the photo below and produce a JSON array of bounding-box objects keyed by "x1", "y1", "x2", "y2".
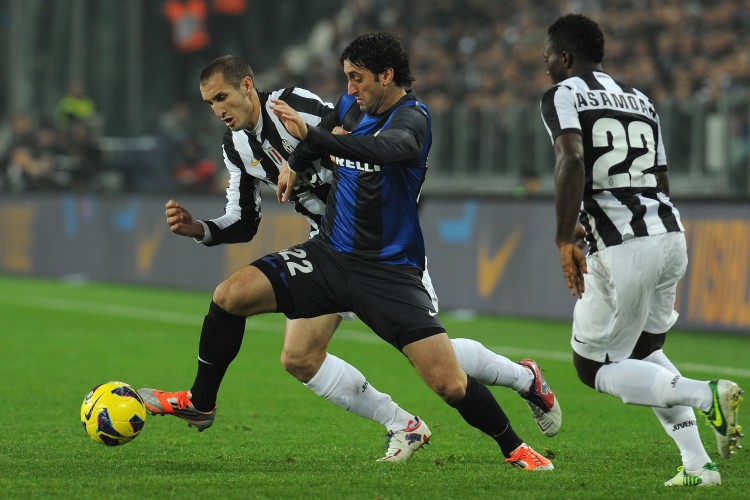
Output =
[
  {"x1": 541, "y1": 14, "x2": 743, "y2": 486},
  {"x1": 267, "y1": 32, "x2": 554, "y2": 468},
  {"x1": 141, "y1": 41, "x2": 559, "y2": 467}
]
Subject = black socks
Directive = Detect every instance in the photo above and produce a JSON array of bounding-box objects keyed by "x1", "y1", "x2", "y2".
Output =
[
  {"x1": 189, "y1": 301, "x2": 246, "y2": 411},
  {"x1": 449, "y1": 375, "x2": 523, "y2": 457}
]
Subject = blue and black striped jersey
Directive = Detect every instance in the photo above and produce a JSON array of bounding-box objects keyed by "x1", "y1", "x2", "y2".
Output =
[{"x1": 300, "y1": 90, "x2": 432, "y2": 268}]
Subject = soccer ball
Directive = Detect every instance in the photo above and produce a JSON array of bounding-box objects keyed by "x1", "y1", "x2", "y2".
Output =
[{"x1": 81, "y1": 381, "x2": 147, "y2": 446}]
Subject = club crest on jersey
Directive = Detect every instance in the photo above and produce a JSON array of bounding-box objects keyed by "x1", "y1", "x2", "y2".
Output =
[
  {"x1": 334, "y1": 156, "x2": 381, "y2": 172},
  {"x1": 281, "y1": 139, "x2": 295, "y2": 155}
]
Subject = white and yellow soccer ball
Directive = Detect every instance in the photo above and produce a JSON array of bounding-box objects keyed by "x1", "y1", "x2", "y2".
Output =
[{"x1": 81, "y1": 381, "x2": 147, "y2": 446}]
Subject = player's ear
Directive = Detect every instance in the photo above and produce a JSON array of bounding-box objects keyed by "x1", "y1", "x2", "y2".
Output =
[
  {"x1": 562, "y1": 51, "x2": 574, "y2": 69},
  {"x1": 242, "y1": 76, "x2": 254, "y2": 96},
  {"x1": 380, "y1": 67, "x2": 395, "y2": 86}
]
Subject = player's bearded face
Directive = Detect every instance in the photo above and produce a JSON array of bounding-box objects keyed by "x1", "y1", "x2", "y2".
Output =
[{"x1": 343, "y1": 60, "x2": 387, "y2": 115}]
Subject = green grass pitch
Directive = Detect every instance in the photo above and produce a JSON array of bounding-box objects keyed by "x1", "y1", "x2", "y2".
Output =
[{"x1": 0, "y1": 275, "x2": 748, "y2": 498}]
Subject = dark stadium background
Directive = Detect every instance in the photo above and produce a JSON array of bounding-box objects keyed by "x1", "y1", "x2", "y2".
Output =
[{"x1": 1, "y1": 0, "x2": 748, "y2": 333}]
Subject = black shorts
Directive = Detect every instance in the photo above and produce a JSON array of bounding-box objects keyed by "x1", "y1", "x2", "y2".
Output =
[{"x1": 251, "y1": 238, "x2": 445, "y2": 350}]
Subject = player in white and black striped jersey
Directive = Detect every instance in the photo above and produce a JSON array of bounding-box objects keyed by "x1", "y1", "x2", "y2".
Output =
[
  {"x1": 541, "y1": 14, "x2": 743, "y2": 487},
  {"x1": 541, "y1": 50, "x2": 682, "y2": 255}
]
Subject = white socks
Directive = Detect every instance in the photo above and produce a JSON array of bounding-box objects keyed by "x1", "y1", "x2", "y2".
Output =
[
  {"x1": 593, "y1": 351, "x2": 713, "y2": 471},
  {"x1": 594, "y1": 358, "x2": 712, "y2": 410},
  {"x1": 303, "y1": 340, "x2": 535, "y2": 433},
  {"x1": 450, "y1": 338, "x2": 532, "y2": 393},
  {"x1": 304, "y1": 353, "x2": 413, "y2": 432},
  {"x1": 643, "y1": 349, "x2": 711, "y2": 471}
]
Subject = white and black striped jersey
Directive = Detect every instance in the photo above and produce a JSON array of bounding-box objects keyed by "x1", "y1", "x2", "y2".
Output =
[
  {"x1": 540, "y1": 70, "x2": 683, "y2": 254},
  {"x1": 199, "y1": 87, "x2": 333, "y2": 246}
]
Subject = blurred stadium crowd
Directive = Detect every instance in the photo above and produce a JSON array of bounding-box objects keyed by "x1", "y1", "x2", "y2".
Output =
[
  {"x1": 2, "y1": 0, "x2": 750, "y2": 194},
  {"x1": 281, "y1": 0, "x2": 750, "y2": 108}
]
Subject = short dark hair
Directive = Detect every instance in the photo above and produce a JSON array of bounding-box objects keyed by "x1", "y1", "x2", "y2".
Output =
[
  {"x1": 339, "y1": 32, "x2": 415, "y2": 88},
  {"x1": 200, "y1": 55, "x2": 254, "y2": 89},
  {"x1": 547, "y1": 14, "x2": 605, "y2": 64}
]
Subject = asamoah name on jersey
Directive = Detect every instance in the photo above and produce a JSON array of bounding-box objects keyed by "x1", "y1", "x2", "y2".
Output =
[{"x1": 571, "y1": 88, "x2": 655, "y2": 119}]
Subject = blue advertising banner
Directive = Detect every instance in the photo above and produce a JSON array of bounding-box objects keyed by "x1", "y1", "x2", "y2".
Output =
[{"x1": 1, "y1": 193, "x2": 748, "y2": 334}]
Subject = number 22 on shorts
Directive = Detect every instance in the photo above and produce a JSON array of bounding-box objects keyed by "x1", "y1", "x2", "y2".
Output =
[{"x1": 277, "y1": 248, "x2": 313, "y2": 276}]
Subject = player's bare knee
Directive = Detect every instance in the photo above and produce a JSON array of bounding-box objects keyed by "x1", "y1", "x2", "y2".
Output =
[
  {"x1": 212, "y1": 279, "x2": 239, "y2": 312},
  {"x1": 430, "y1": 378, "x2": 467, "y2": 403},
  {"x1": 213, "y1": 276, "x2": 263, "y2": 316},
  {"x1": 280, "y1": 350, "x2": 317, "y2": 382}
]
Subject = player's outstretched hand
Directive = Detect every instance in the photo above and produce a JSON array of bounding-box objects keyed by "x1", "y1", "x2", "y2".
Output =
[
  {"x1": 271, "y1": 99, "x2": 308, "y2": 140},
  {"x1": 165, "y1": 199, "x2": 203, "y2": 239},
  {"x1": 276, "y1": 162, "x2": 298, "y2": 203},
  {"x1": 558, "y1": 241, "x2": 587, "y2": 298}
]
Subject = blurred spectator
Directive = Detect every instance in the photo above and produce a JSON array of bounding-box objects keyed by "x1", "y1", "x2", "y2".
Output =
[
  {"x1": 4, "y1": 119, "x2": 66, "y2": 192},
  {"x1": 54, "y1": 81, "x2": 97, "y2": 132},
  {"x1": 2, "y1": 113, "x2": 37, "y2": 191},
  {"x1": 59, "y1": 121, "x2": 104, "y2": 191},
  {"x1": 158, "y1": 101, "x2": 200, "y2": 173},
  {"x1": 0, "y1": 113, "x2": 13, "y2": 170},
  {"x1": 5, "y1": 145, "x2": 59, "y2": 192},
  {"x1": 0, "y1": 111, "x2": 120, "y2": 192},
  {"x1": 3, "y1": 113, "x2": 35, "y2": 152},
  {"x1": 163, "y1": 0, "x2": 212, "y2": 101},
  {"x1": 173, "y1": 138, "x2": 218, "y2": 192},
  {"x1": 208, "y1": 0, "x2": 251, "y2": 56},
  {"x1": 158, "y1": 100, "x2": 195, "y2": 154},
  {"x1": 729, "y1": 110, "x2": 750, "y2": 196}
]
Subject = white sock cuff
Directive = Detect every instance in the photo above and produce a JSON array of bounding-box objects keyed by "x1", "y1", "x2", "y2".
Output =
[
  {"x1": 304, "y1": 353, "x2": 345, "y2": 398},
  {"x1": 450, "y1": 338, "x2": 479, "y2": 375}
]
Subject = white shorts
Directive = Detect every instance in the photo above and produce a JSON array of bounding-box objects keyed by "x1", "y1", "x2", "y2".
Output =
[
  {"x1": 571, "y1": 231, "x2": 687, "y2": 362},
  {"x1": 337, "y1": 265, "x2": 439, "y2": 322}
]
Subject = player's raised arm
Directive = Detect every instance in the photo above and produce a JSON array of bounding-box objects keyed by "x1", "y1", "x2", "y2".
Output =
[{"x1": 271, "y1": 99, "x2": 308, "y2": 140}]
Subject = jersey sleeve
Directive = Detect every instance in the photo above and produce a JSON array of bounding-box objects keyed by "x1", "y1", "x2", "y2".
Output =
[
  {"x1": 198, "y1": 129, "x2": 262, "y2": 246},
  {"x1": 540, "y1": 85, "x2": 583, "y2": 143},
  {"x1": 287, "y1": 99, "x2": 340, "y2": 173},
  {"x1": 654, "y1": 110, "x2": 668, "y2": 171},
  {"x1": 276, "y1": 87, "x2": 333, "y2": 126},
  {"x1": 304, "y1": 104, "x2": 428, "y2": 164},
  {"x1": 275, "y1": 89, "x2": 336, "y2": 173}
]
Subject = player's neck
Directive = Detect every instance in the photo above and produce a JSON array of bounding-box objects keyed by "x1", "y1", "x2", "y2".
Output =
[
  {"x1": 374, "y1": 88, "x2": 407, "y2": 115},
  {"x1": 571, "y1": 63, "x2": 603, "y2": 77}
]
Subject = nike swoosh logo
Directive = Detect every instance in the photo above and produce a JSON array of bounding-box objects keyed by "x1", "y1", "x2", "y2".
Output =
[
  {"x1": 710, "y1": 390, "x2": 723, "y2": 428},
  {"x1": 428, "y1": 310, "x2": 438, "y2": 317},
  {"x1": 84, "y1": 394, "x2": 103, "y2": 420},
  {"x1": 478, "y1": 227, "x2": 522, "y2": 297},
  {"x1": 251, "y1": 159, "x2": 262, "y2": 166},
  {"x1": 573, "y1": 335, "x2": 587, "y2": 344}
]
